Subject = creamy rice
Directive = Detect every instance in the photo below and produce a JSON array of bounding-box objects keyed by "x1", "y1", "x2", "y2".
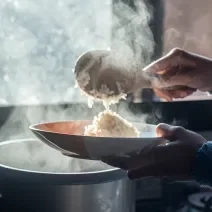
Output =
[
  {"x1": 84, "y1": 110, "x2": 140, "y2": 137},
  {"x1": 75, "y1": 69, "x2": 126, "y2": 109}
]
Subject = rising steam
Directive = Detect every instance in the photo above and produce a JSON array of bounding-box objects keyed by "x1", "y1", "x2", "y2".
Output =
[{"x1": 0, "y1": 0, "x2": 154, "y2": 172}]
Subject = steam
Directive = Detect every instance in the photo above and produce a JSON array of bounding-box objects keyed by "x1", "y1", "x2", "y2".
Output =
[
  {"x1": 0, "y1": 0, "x2": 154, "y2": 172},
  {"x1": 0, "y1": 139, "x2": 113, "y2": 173},
  {"x1": 112, "y1": 0, "x2": 154, "y2": 66}
]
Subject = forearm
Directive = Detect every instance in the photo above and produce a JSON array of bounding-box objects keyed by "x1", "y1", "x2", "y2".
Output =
[{"x1": 192, "y1": 142, "x2": 212, "y2": 185}]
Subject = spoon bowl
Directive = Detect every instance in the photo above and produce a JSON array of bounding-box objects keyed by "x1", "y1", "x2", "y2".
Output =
[{"x1": 74, "y1": 50, "x2": 152, "y2": 100}]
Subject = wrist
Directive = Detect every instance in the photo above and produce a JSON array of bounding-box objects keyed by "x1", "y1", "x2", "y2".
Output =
[
  {"x1": 207, "y1": 91, "x2": 212, "y2": 95},
  {"x1": 191, "y1": 142, "x2": 212, "y2": 185}
]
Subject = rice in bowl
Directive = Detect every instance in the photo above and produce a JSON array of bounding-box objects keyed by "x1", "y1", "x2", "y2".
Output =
[{"x1": 84, "y1": 110, "x2": 140, "y2": 138}]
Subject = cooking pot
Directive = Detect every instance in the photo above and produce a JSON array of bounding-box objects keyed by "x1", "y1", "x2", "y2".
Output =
[{"x1": 0, "y1": 139, "x2": 135, "y2": 212}]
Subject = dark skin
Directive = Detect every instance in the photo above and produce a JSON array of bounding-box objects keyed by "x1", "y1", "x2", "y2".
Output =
[
  {"x1": 146, "y1": 48, "x2": 212, "y2": 101},
  {"x1": 102, "y1": 48, "x2": 212, "y2": 180},
  {"x1": 101, "y1": 123, "x2": 206, "y2": 180}
]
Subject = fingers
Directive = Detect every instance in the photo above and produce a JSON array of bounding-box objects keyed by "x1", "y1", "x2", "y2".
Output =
[
  {"x1": 127, "y1": 165, "x2": 190, "y2": 180},
  {"x1": 145, "y1": 48, "x2": 212, "y2": 91},
  {"x1": 144, "y1": 48, "x2": 196, "y2": 75},
  {"x1": 127, "y1": 164, "x2": 166, "y2": 180},
  {"x1": 127, "y1": 144, "x2": 180, "y2": 179},
  {"x1": 127, "y1": 142, "x2": 191, "y2": 180},
  {"x1": 101, "y1": 142, "x2": 168, "y2": 171},
  {"x1": 101, "y1": 155, "x2": 130, "y2": 170},
  {"x1": 153, "y1": 87, "x2": 195, "y2": 102},
  {"x1": 101, "y1": 149, "x2": 155, "y2": 170},
  {"x1": 101, "y1": 142, "x2": 161, "y2": 170},
  {"x1": 153, "y1": 88, "x2": 173, "y2": 102},
  {"x1": 156, "y1": 123, "x2": 173, "y2": 137},
  {"x1": 156, "y1": 123, "x2": 189, "y2": 141},
  {"x1": 102, "y1": 140, "x2": 192, "y2": 180},
  {"x1": 144, "y1": 48, "x2": 198, "y2": 89}
]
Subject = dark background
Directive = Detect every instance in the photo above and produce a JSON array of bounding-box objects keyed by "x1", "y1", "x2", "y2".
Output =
[{"x1": 126, "y1": 0, "x2": 212, "y2": 132}]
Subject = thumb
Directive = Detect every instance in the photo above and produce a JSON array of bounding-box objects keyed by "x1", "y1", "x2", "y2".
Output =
[
  {"x1": 156, "y1": 123, "x2": 174, "y2": 138},
  {"x1": 143, "y1": 48, "x2": 195, "y2": 75},
  {"x1": 156, "y1": 123, "x2": 188, "y2": 140}
]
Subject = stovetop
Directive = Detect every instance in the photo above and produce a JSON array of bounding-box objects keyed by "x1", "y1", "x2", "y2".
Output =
[{"x1": 136, "y1": 180, "x2": 212, "y2": 212}]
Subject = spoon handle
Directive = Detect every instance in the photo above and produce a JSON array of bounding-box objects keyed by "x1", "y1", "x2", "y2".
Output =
[
  {"x1": 129, "y1": 71, "x2": 152, "y2": 92},
  {"x1": 130, "y1": 71, "x2": 191, "y2": 93}
]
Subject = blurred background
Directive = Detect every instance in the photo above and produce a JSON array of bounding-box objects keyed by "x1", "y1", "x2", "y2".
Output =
[
  {"x1": 0, "y1": 0, "x2": 212, "y2": 106},
  {"x1": 163, "y1": 0, "x2": 212, "y2": 101},
  {"x1": 0, "y1": 0, "x2": 212, "y2": 141}
]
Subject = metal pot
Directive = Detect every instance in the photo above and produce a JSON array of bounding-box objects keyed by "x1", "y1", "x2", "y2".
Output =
[{"x1": 0, "y1": 139, "x2": 135, "y2": 212}]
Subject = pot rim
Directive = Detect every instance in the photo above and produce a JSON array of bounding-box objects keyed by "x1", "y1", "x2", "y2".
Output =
[{"x1": 0, "y1": 139, "x2": 127, "y2": 184}]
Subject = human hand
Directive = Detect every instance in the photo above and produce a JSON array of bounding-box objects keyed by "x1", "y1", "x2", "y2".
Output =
[
  {"x1": 101, "y1": 123, "x2": 206, "y2": 180},
  {"x1": 145, "y1": 48, "x2": 212, "y2": 101}
]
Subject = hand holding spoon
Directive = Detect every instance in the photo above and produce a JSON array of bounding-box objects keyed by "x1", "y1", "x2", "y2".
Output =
[{"x1": 74, "y1": 49, "x2": 197, "y2": 102}]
